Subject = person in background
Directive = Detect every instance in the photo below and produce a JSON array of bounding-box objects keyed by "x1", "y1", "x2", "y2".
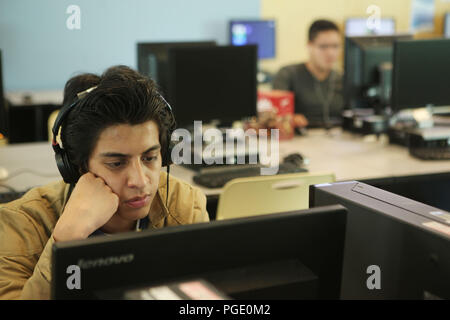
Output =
[{"x1": 273, "y1": 19, "x2": 344, "y2": 129}]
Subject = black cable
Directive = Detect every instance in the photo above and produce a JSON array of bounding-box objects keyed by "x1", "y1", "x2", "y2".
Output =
[{"x1": 166, "y1": 165, "x2": 170, "y2": 208}]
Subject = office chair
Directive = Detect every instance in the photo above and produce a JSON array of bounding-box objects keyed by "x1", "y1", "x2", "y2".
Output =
[{"x1": 216, "y1": 171, "x2": 335, "y2": 220}]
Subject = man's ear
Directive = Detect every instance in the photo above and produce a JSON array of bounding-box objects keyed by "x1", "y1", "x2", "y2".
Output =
[{"x1": 307, "y1": 41, "x2": 314, "y2": 55}]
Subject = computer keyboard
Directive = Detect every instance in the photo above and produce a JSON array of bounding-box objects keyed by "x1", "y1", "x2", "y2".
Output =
[
  {"x1": 410, "y1": 147, "x2": 450, "y2": 160},
  {"x1": 193, "y1": 163, "x2": 308, "y2": 189},
  {"x1": 0, "y1": 191, "x2": 26, "y2": 204}
]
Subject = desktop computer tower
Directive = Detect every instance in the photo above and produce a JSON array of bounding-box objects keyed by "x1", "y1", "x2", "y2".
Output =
[{"x1": 310, "y1": 181, "x2": 450, "y2": 299}]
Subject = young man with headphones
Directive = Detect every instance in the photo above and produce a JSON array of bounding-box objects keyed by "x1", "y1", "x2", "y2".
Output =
[{"x1": 0, "y1": 66, "x2": 209, "y2": 299}]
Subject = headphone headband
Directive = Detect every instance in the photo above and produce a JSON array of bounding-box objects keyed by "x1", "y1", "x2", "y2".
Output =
[{"x1": 52, "y1": 86, "x2": 98, "y2": 144}]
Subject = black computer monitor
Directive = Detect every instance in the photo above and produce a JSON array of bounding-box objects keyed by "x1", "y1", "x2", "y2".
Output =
[
  {"x1": 229, "y1": 20, "x2": 276, "y2": 59},
  {"x1": 444, "y1": 13, "x2": 450, "y2": 38},
  {"x1": 167, "y1": 45, "x2": 257, "y2": 128},
  {"x1": 310, "y1": 181, "x2": 450, "y2": 299},
  {"x1": 136, "y1": 41, "x2": 217, "y2": 95},
  {"x1": 344, "y1": 34, "x2": 412, "y2": 110},
  {"x1": 391, "y1": 38, "x2": 450, "y2": 111},
  {"x1": 0, "y1": 49, "x2": 7, "y2": 137},
  {"x1": 345, "y1": 17, "x2": 396, "y2": 37},
  {"x1": 51, "y1": 205, "x2": 347, "y2": 300}
]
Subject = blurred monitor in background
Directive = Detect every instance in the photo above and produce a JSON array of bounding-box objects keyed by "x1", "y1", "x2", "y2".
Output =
[
  {"x1": 391, "y1": 38, "x2": 450, "y2": 111},
  {"x1": 345, "y1": 17, "x2": 396, "y2": 36},
  {"x1": 136, "y1": 41, "x2": 216, "y2": 96},
  {"x1": 167, "y1": 45, "x2": 258, "y2": 129},
  {"x1": 229, "y1": 19, "x2": 276, "y2": 59},
  {"x1": 343, "y1": 34, "x2": 412, "y2": 111}
]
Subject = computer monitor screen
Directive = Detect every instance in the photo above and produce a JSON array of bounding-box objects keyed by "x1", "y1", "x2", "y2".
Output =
[
  {"x1": 345, "y1": 18, "x2": 396, "y2": 36},
  {"x1": 52, "y1": 205, "x2": 347, "y2": 299},
  {"x1": 444, "y1": 13, "x2": 450, "y2": 38},
  {"x1": 310, "y1": 181, "x2": 450, "y2": 299},
  {"x1": 136, "y1": 41, "x2": 216, "y2": 95},
  {"x1": 391, "y1": 38, "x2": 450, "y2": 110},
  {"x1": 344, "y1": 34, "x2": 412, "y2": 109},
  {"x1": 167, "y1": 45, "x2": 258, "y2": 127},
  {"x1": 229, "y1": 20, "x2": 276, "y2": 59}
]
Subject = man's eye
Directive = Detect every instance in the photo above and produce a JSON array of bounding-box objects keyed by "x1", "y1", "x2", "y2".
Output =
[
  {"x1": 106, "y1": 162, "x2": 123, "y2": 169},
  {"x1": 143, "y1": 156, "x2": 156, "y2": 162}
]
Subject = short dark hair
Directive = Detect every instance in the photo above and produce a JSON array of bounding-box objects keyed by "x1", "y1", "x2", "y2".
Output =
[
  {"x1": 308, "y1": 19, "x2": 340, "y2": 42},
  {"x1": 60, "y1": 65, "x2": 175, "y2": 173},
  {"x1": 62, "y1": 73, "x2": 101, "y2": 108}
]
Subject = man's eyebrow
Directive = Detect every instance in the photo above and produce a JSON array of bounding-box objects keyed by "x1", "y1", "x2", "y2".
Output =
[{"x1": 99, "y1": 144, "x2": 161, "y2": 158}]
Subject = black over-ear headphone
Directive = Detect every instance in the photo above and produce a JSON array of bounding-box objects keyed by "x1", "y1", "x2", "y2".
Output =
[
  {"x1": 52, "y1": 86, "x2": 176, "y2": 185},
  {"x1": 157, "y1": 94, "x2": 177, "y2": 168}
]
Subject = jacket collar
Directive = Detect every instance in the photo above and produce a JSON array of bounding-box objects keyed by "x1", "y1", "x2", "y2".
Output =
[{"x1": 148, "y1": 170, "x2": 170, "y2": 228}]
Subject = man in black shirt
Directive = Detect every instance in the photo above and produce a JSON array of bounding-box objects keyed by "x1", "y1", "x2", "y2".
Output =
[{"x1": 273, "y1": 20, "x2": 344, "y2": 128}]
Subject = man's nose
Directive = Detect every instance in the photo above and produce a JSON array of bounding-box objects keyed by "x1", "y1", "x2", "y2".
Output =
[{"x1": 127, "y1": 159, "x2": 149, "y2": 189}]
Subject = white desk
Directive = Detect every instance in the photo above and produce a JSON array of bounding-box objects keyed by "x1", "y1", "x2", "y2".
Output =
[
  {"x1": 0, "y1": 142, "x2": 61, "y2": 192},
  {"x1": 1, "y1": 129, "x2": 450, "y2": 195},
  {"x1": 5, "y1": 90, "x2": 63, "y2": 106}
]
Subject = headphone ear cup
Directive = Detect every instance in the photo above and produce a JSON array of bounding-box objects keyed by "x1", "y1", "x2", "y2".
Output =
[
  {"x1": 64, "y1": 152, "x2": 80, "y2": 183},
  {"x1": 55, "y1": 150, "x2": 79, "y2": 184}
]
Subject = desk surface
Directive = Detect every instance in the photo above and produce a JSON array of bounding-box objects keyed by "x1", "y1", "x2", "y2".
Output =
[
  {"x1": 172, "y1": 128, "x2": 450, "y2": 195},
  {"x1": 1, "y1": 129, "x2": 450, "y2": 195},
  {"x1": 5, "y1": 90, "x2": 63, "y2": 106},
  {"x1": 0, "y1": 142, "x2": 61, "y2": 192}
]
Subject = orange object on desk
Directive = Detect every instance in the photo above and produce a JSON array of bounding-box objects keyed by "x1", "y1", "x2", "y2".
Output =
[{"x1": 256, "y1": 90, "x2": 295, "y2": 140}]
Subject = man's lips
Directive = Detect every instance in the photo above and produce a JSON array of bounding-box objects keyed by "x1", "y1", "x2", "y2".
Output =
[{"x1": 125, "y1": 195, "x2": 151, "y2": 208}]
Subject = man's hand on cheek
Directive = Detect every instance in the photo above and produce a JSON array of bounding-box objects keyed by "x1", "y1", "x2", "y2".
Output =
[{"x1": 53, "y1": 172, "x2": 119, "y2": 242}]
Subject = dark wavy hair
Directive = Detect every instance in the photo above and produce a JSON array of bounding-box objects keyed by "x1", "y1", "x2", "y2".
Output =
[
  {"x1": 60, "y1": 65, "x2": 175, "y2": 174},
  {"x1": 308, "y1": 19, "x2": 340, "y2": 42}
]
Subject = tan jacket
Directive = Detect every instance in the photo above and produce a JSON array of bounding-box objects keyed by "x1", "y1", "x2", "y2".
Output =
[{"x1": 0, "y1": 171, "x2": 209, "y2": 300}]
